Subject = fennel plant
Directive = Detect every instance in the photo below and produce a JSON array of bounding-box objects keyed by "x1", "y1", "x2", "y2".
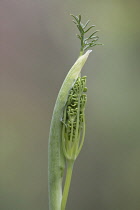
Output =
[{"x1": 48, "y1": 14, "x2": 101, "y2": 210}]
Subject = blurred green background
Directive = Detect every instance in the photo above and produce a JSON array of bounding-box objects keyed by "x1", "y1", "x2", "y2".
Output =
[{"x1": 0, "y1": 0, "x2": 140, "y2": 210}]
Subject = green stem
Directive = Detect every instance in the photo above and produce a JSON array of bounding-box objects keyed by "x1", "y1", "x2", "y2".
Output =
[
  {"x1": 61, "y1": 161, "x2": 74, "y2": 210},
  {"x1": 80, "y1": 50, "x2": 84, "y2": 56}
]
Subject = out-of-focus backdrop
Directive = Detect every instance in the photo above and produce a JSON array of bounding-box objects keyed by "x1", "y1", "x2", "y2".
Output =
[{"x1": 0, "y1": 0, "x2": 140, "y2": 210}]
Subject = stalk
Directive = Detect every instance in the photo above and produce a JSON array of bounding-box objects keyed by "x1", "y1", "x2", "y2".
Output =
[{"x1": 61, "y1": 160, "x2": 74, "y2": 210}]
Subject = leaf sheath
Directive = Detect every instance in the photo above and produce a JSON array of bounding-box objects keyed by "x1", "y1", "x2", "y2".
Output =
[{"x1": 48, "y1": 50, "x2": 92, "y2": 210}]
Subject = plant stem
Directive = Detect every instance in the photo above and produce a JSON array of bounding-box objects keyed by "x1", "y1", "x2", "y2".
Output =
[{"x1": 61, "y1": 160, "x2": 74, "y2": 210}]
